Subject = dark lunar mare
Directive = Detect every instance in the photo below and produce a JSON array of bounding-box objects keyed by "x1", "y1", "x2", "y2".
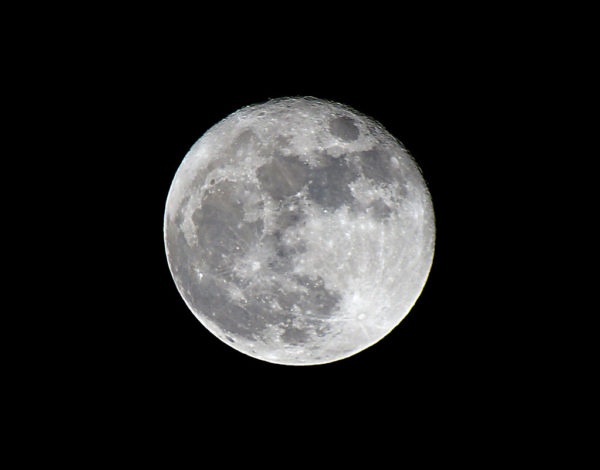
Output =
[
  {"x1": 256, "y1": 156, "x2": 309, "y2": 201},
  {"x1": 307, "y1": 153, "x2": 360, "y2": 211},
  {"x1": 167, "y1": 165, "x2": 344, "y2": 345}
]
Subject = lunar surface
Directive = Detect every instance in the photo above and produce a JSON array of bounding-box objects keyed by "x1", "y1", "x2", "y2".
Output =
[{"x1": 164, "y1": 97, "x2": 435, "y2": 365}]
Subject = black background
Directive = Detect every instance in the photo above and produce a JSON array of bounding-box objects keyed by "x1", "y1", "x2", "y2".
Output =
[
  {"x1": 9, "y1": 5, "x2": 571, "y2": 460},
  {"x1": 49, "y1": 17, "x2": 531, "y2": 438},
  {"x1": 106, "y1": 59, "x2": 505, "y2": 405}
]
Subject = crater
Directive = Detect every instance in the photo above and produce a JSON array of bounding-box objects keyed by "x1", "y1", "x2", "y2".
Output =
[{"x1": 329, "y1": 116, "x2": 359, "y2": 141}]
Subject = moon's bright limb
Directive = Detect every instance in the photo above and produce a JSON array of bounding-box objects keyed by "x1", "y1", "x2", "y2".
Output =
[{"x1": 164, "y1": 97, "x2": 435, "y2": 365}]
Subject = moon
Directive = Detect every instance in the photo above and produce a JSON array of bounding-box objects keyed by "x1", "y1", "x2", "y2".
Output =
[{"x1": 164, "y1": 97, "x2": 435, "y2": 365}]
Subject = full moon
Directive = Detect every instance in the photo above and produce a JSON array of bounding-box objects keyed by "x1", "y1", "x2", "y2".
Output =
[{"x1": 164, "y1": 97, "x2": 435, "y2": 365}]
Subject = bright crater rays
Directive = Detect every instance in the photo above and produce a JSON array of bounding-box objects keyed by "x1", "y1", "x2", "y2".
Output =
[{"x1": 164, "y1": 97, "x2": 435, "y2": 365}]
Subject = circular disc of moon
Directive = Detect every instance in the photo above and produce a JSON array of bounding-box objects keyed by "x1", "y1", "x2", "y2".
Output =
[{"x1": 164, "y1": 97, "x2": 435, "y2": 365}]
